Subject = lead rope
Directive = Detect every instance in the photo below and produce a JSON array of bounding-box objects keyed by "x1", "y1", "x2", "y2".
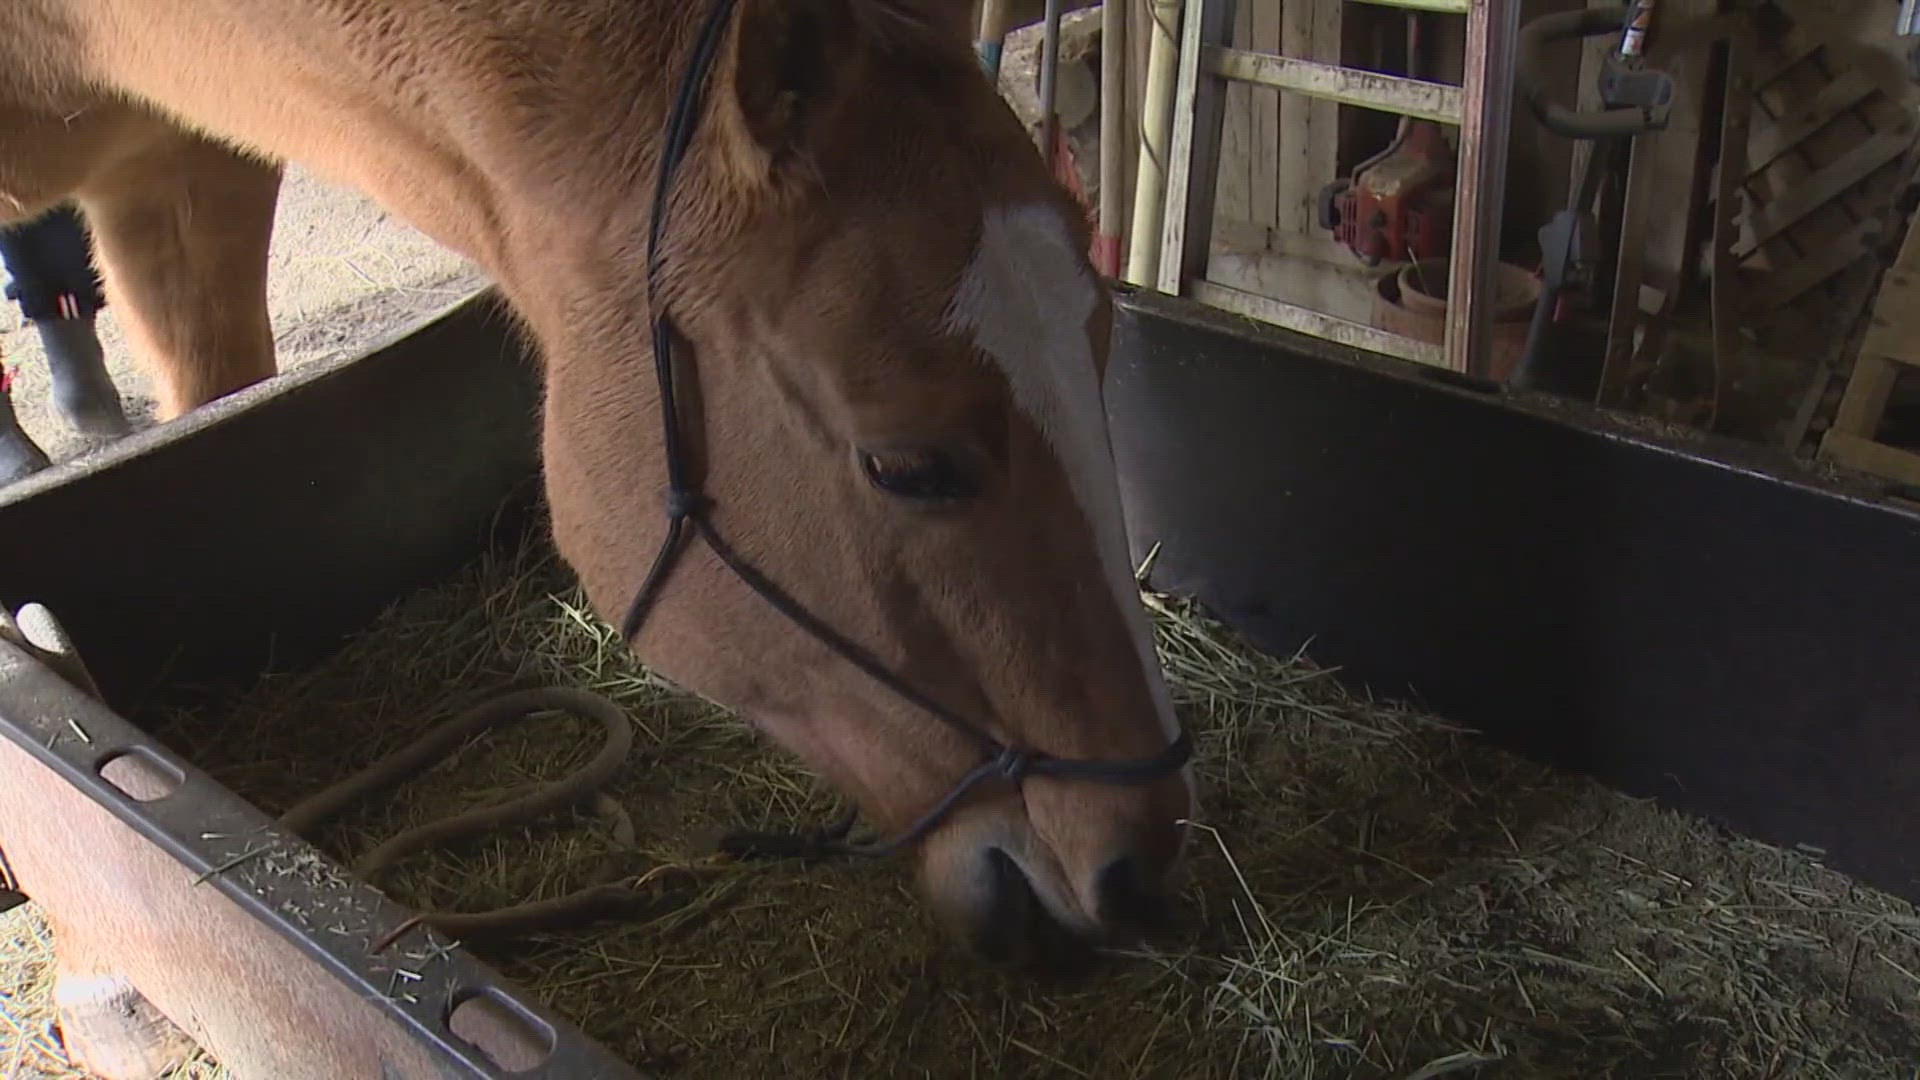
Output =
[
  {"x1": 274, "y1": 687, "x2": 711, "y2": 944},
  {"x1": 626, "y1": 0, "x2": 1192, "y2": 862},
  {"x1": 2, "y1": 604, "x2": 708, "y2": 943}
]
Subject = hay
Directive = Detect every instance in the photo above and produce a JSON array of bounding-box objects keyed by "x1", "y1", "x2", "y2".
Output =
[
  {"x1": 9, "y1": 520, "x2": 1919, "y2": 1078},
  {"x1": 0, "y1": 905, "x2": 225, "y2": 1079},
  {"x1": 0, "y1": 903, "x2": 66, "y2": 1080}
]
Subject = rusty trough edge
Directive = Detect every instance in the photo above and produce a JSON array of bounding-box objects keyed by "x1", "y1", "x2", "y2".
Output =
[{"x1": 0, "y1": 635, "x2": 647, "y2": 1079}]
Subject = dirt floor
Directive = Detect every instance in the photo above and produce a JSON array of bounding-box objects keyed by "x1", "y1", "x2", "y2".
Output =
[{"x1": 0, "y1": 165, "x2": 484, "y2": 468}]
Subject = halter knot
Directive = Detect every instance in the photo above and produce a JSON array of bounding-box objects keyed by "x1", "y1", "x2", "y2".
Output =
[
  {"x1": 993, "y1": 745, "x2": 1035, "y2": 783},
  {"x1": 664, "y1": 489, "x2": 709, "y2": 519}
]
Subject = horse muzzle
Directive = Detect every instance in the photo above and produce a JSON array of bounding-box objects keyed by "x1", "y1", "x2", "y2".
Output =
[{"x1": 916, "y1": 799, "x2": 1184, "y2": 972}]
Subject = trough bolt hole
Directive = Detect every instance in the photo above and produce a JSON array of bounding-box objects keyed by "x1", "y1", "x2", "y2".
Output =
[
  {"x1": 96, "y1": 748, "x2": 183, "y2": 802},
  {"x1": 447, "y1": 987, "x2": 556, "y2": 1074}
]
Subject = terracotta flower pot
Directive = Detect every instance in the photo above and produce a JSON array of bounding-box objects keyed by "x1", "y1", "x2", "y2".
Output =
[{"x1": 1373, "y1": 258, "x2": 1542, "y2": 382}]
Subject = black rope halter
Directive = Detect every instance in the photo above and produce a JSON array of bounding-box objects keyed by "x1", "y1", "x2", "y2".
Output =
[{"x1": 628, "y1": 0, "x2": 1193, "y2": 860}]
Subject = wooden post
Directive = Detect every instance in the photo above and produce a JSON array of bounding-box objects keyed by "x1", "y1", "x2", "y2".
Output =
[
  {"x1": 1276, "y1": 0, "x2": 1342, "y2": 236},
  {"x1": 1444, "y1": 0, "x2": 1519, "y2": 374},
  {"x1": 1158, "y1": 0, "x2": 1237, "y2": 294}
]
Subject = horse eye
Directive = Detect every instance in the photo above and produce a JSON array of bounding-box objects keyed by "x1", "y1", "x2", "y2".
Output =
[{"x1": 859, "y1": 447, "x2": 979, "y2": 501}]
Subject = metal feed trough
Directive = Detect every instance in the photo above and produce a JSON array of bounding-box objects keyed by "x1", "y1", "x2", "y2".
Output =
[{"x1": 1, "y1": 285, "x2": 1918, "y2": 1077}]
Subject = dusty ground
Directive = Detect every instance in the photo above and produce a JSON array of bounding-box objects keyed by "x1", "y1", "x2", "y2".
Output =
[{"x1": 0, "y1": 165, "x2": 485, "y2": 467}]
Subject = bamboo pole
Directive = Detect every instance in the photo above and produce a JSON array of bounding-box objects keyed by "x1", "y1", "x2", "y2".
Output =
[{"x1": 1125, "y1": 0, "x2": 1182, "y2": 287}]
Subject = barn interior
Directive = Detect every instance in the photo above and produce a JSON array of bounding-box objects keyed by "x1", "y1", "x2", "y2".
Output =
[{"x1": 2, "y1": 1, "x2": 1919, "y2": 1077}]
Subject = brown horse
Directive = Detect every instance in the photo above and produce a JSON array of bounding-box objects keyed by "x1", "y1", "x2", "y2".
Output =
[{"x1": 1, "y1": 0, "x2": 1195, "y2": 1045}]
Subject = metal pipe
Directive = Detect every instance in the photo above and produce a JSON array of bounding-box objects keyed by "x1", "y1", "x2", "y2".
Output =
[
  {"x1": 1126, "y1": 0, "x2": 1183, "y2": 287},
  {"x1": 1041, "y1": 0, "x2": 1065, "y2": 173},
  {"x1": 1097, "y1": 0, "x2": 1130, "y2": 277}
]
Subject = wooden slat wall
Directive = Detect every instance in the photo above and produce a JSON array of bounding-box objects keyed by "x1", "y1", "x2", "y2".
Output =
[
  {"x1": 1215, "y1": 0, "x2": 1289, "y2": 243},
  {"x1": 1277, "y1": 0, "x2": 1344, "y2": 236}
]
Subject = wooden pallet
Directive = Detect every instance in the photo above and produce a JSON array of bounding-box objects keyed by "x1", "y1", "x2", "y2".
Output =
[
  {"x1": 1819, "y1": 211, "x2": 1920, "y2": 486},
  {"x1": 1593, "y1": 0, "x2": 1920, "y2": 441},
  {"x1": 1738, "y1": 0, "x2": 1917, "y2": 337}
]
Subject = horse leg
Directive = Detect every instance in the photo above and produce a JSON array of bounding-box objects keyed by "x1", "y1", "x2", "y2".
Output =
[
  {"x1": 0, "y1": 204, "x2": 129, "y2": 439},
  {"x1": 74, "y1": 129, "x2": 281, "y2": 419}
]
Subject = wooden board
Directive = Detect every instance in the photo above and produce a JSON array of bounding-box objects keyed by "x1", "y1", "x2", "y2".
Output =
[
  {"x1": 1278, "y1": 0, "x2": 1344, "y2": 235},
  {"x1": 1734, "y1": 129, "x2": 1912, "y2": 259},
  {"x1": 1819, "y1": 201, "x2": 1920, "y2": 482},
  {"x1": 1710, "y1": 26, "x2": 1755, "y2": 429},
  {"x1": 1822, "y1": 429, "x2": 1920, "y2": 486},
  {"x1": 1745, "y1": 68, "x2": 1876, "y2": 170}
]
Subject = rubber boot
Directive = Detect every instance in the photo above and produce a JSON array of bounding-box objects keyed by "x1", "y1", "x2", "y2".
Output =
[
  {"x1": 38, "y1": 314, "x2": 130, "y2": 439},
  {"x1": 0, "y1": 373, "x2": 51, "y2": 486}
]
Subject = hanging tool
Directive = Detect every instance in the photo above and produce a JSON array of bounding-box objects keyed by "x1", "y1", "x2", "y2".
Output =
[
  {"x1": 1507, "y1": 1, "x2": 1674, "y2": 393},
  {"x1": 1317, "y1": 119, "x2": 1457, "y2": 267},
  {"x1": 1316, "y1": 13, "x2": 1457, "y2": 268}
]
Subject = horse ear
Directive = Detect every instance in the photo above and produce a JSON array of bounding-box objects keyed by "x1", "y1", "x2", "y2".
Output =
[
  {"x1": 724, "y1": 0, "x2": 849, "y2": 168},
  {"x1": 722, "y1": 0, "x2": 972, "y2": 174}
]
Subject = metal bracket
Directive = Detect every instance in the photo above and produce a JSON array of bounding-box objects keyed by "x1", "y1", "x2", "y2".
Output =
[{"x1": 1599, "y1": 59, "x2": 1676, "y2": 116}]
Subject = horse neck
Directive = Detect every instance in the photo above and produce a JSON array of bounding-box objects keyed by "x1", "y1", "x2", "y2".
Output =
[{"x1": 73, "y1": 2, "x2": 701, "y2": 289}]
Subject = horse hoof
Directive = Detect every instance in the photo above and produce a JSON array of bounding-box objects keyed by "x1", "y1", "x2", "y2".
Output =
[
  {"x1": 38, "y1": 316, "x2": 133, "y2": 440},
  {"x1": 52, "y1": 972, "x2": 197, "y2": 1080},
  {"x1": 57, "y1": 396, "x2": 133, "y2": 440},
  {"x1": 0, "y1": 429, "x2": 51, "y2": 486},
  {"x1": 49, "y1": 366, "x2": 133, "y2": 440}
]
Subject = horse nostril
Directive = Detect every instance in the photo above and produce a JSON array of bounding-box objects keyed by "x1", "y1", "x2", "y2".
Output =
[
  {"x1": 1095, "y1": 854, "x2": 1172, "y2": 932},
  {"x1": 962, "y1": 849, "x2": 1094, "y2": 976},
  {"x1": 969, "y1": 848, "x2": 1034, "y2": 963}
]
